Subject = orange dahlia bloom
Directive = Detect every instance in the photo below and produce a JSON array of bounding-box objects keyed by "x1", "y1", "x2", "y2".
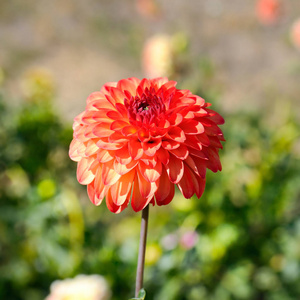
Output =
[{"x1": 69, "y1": 78, "x2": 224, "y2": 213}]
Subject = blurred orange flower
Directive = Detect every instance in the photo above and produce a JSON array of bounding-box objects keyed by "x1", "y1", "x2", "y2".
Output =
[
  {"x1": 69, "y1": 78, "x2": 224, "y2": 213},
  {"x1": 136, "y1": 0, "x2": 159, "y2": 18},
  {"x1": 291, "y1": 19, "x2": 300, "y2": 50},
  {"x1": 256, "y1": 0, "x2": 282, "y2": 25}
]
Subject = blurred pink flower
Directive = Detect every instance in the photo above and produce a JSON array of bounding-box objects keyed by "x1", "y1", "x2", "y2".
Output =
[
  {"x1": 180, "y1": 231, "x2": 199, "y2": 250},
  {"x1": 255, "y1": 0, "x2": 282, "y2": 25},
  {"x1": 290, "y1": 19, "x2": 300, "y2": 50},
  {"x1": 45, "y1": 274, "x2": 111, "y2": 300}
]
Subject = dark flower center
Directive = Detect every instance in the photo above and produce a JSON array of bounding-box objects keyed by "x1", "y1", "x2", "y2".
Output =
[{"x1": 124, "y1": 87, "x2": 166, "y2": 126}]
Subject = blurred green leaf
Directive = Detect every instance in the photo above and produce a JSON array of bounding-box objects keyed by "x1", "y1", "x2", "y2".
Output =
[{"x1": 129, "y1": 288, "x2": 146, "y2": 300}]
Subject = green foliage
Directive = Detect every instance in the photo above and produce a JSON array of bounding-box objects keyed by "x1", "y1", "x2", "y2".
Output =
[
  {"x1": 0, "y1": 80, "x2": 299, "y2": 300},
  {"x1": 129, "y1": 289, "x2": 146, "y2": 300}
]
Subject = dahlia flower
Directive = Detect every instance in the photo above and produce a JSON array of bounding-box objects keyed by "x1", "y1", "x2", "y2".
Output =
[{"x1": 69, "y1": 77, "x2": 224, "y2": 213}]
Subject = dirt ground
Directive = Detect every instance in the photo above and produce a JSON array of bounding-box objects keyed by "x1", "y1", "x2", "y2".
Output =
[{"x1": 1, "y1": 0, "x2": 300, "y2": 121}]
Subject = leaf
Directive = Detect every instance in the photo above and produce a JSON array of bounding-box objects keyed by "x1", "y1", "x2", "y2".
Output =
[{"x1": 129, "y1": 288, "x2": 146, "y2": 300}]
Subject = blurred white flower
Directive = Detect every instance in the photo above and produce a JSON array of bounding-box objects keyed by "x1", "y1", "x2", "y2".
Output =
[
  {"x1": 142, "y1": 34, "x2": 173, "y2": 78},
  {"x1": 160, "y1": 233, "x2": 179, "y2": 251},
  {"x1": 45, "y1": 274, "x2": 111, "y2": 300}
]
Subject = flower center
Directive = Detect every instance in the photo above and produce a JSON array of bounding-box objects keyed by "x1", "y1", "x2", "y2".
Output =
[{"x1": 125, "y1": 88, "x2": 166, "y2": 126}]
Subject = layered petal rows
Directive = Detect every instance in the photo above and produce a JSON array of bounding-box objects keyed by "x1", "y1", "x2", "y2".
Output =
[{"x1": 69, "y1": 77, "x2": 225, "y2": 213}]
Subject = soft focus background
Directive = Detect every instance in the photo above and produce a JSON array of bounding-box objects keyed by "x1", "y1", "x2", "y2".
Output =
[{"x1": 1, "y1": 1, "x2": 300, "y2": 299}]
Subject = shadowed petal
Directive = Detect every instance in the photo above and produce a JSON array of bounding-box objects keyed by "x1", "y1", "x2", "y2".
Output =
[
  {"x1": 169, "y1": 144, "x2": 189, "y2": 160},
  {"x1": 165, "y1": 154, "x2": 184, "y2": 184},
  {"x1": 131, "y1": 175, "x2": 156, "y2": 212},
  {"x1": 110, "y1": 169, "x2": 135, "y2": 206},
  {"x1": 102, "y1": 160, "x2": 121, "y2": 186},
  {"x1": 139, "y1": 160, "x2": 162, "y2": 182},
  {"x1": 177, "y1": 165, "x2": 195, "y2": 199},
  {"x1": 167, "y1": 127, "x2": 186, "y2": 142},
  {"x1": 203, "y1": 147, "x2": 222, "y2": 172},
  {"x1": 106, "y1": 189, "x2": 130, "y2": 213},
  {"x1": 156, "y1": 147, "x2": 170, "y2": 165},
  {"x1": 155, "y1": 167, "x2": 175, "y2": 206}
]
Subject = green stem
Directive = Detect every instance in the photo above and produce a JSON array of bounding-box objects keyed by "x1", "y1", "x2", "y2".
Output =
[{"x1": 135, "y1": 205, "x2": 149, "y2": 297}]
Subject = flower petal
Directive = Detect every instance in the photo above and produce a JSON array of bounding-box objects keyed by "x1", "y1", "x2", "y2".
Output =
[
  {"x1": 155, "y1": 167, "x2": 175, "y2": 206},
  {"x1": 110, "y1": 169, "x2": 135, "y2": 206},
  {"x1": 97, "y1": 139, "x2": 124, "y2": 150},
  {"x1": 142, "y1": 139, "x2": 162, "y2": 156},
  {"x1": 167, "y1": 126, "x2": 186, "y2": 142},
  {"x1": 162, "y1": 139, "x2": 180, "y2": 150},
  {"x1": 203, "y1": 147, "x2": 222, "y2": 172},
  {"x1": 94, "y1": 167, "x2": 110, "y2": 200},
  {"x1": 93, "y1": 123, "x2": 114, "y2": 137},
  {"x1": 69, "y1": 139, "x2": 84, "y2": 162},
  {"x1": 106, "y1": 189, "x2": 130, "y2": 214},
  {"x1": 131, "y1": 176, "x2": 155, "y2": 212},
  {"x1": 137, "y1": 169, "x2": 158, "y2": 199},
  {"x1": 108, "y1": 131, "x2": 128, "y2": 143},
  {"x1": 115, "y1": 145, "x2": 132, "y2": 165},
  {"x1": 169, "y1": 144, "x2": 189, "y2": 160},
  {"x1": 165, "y1": 154, "x2": 184, "y2": 184},
  {"x1": 117, "y1": 77, "x2": 140, "y2": 95},
  {"x1": 128, "y1": 139, "x2": 143, "y2": 160},
  {"x1": 156, "y1": 147, "x2": 170, "y2": 165},
  {"x1": 177, "y1": 165, "x2": 195, "y2": 199},
  {"x1": 102, "y1": 160, "x2": 121, "y2": 186},
  {"x1": 85, "y1": 140, "x2": 99, "y2": 157},
  {"x1": 139, "y1": 160, "x2": 162, "y2": 182},
  {"x1": 114, "y1": 159, "x2": 138, "y2": 175},
  {"x1": 87, "y1": 181, "x2": 102, "y2": 206},
  {"x1": 110, "y1": 120, "x2": 129, "y2": 131},
  {"x1": 180, "y1": 120, "x2": 205, "y2": 135},
  {"x1": 77, "y1": 157, "x2": 96, "y2": 184},
  {"x1": 97, "y1": 149, "x2": 114, "y2": 163}
]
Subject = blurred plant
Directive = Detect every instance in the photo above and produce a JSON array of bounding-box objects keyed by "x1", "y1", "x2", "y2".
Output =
[
  {"x1": 0, "y1": 50, "x2": 299, "y2": 300},
  {"x1": 0, "y1": 71, "x2": 82, "y2": 300},
  {"x1": 129, "y1": 288, "x2": 146, "y2": 300},
  {"x1": 45, "y1": 274, "x2": 111, "y2": 300},
  {"x1": 21, "y1": 68, "x2": 56, "y2": 104}
]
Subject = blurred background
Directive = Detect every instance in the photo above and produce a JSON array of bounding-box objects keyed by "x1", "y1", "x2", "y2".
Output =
[{"x1": 0, "y1": 0, "x2": 300, "y2": 299}]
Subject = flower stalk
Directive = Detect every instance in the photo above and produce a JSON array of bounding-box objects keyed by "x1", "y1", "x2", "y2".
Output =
[{"x1": 135, "y1": 205, "x2": 149, "y2": 297}]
